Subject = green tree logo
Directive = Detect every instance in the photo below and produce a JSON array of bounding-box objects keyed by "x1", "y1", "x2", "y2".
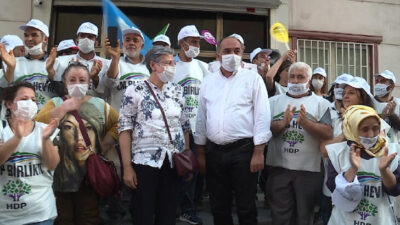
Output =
[
  {"x1": 2, "y1": 179, "x2": 31, "y2": 202},
  {"x1": 186, "y1": 96, "x2": 199, "y2": 108},
  {"x1": 357, "y1": 199, "x2": 378, "y2": 220},
  {"x1": 282, "y1": 130, "x2": 304, "y2": 147},
  {"x1": 35, "y1": 93, "x2": 46, "y2": 105}
]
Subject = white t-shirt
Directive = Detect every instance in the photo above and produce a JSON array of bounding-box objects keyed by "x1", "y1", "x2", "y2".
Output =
[
  {"x1": 102, "y1": 57, "x2": 150, "y2": 111},
  {"x1": 0, "y1": 121, "x2": 59, "y2": 225},
  {"x1": 373, "y1": 97, "x2": 400, "y2": 144},
  {"x1": 173, "y1": 58, "x2": 209, "y2": 132},
  {"x1": 52, "y1": 53, "x2": 110, "y2": 97},
  {"x1": 274, "y1": 81, "x2": 288, "y2": 96},
  {"x1": 1, "y1": 57, "x2": 56, "y2": 110},
  {"x1": 266, "y1": 92, "x2": 331, "y2": 172}
]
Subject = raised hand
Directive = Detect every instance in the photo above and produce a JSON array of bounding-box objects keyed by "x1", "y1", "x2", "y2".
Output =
[
  {"x1": 350, "y1": 144, "x2": 361, "y2": 171},
  {"x1": 63, "y1": 97, "x2": 83, "y2": 111},
  {"x1": 0, "y1": 43, "x2": 16, "y2": 68},
  {"x1": 90, "y1": 59, "x2": 103, "y2": 79},
  {"x1": 382, "y1": 101, "x2": 396, "y2": 119},
  {"x1": 105, "y1": 37, "x2": 121, "y2": 59},
  {"x1": 46, "y1": 47, "x2": 57, "y2": 79},
  {"x1": 42, "y1": 119, "x2": 59, "y2": 140},
  {"x1": 285, "y1": 50, "x2": 297, "y2": 62},
  {"x1": 283, "y1": 104, "x2": 296, "y2": 126},
  {"x1": 296, "y1": 104, "x2": 307, "y2": 125},
  {"x1": 379, "y1": 147, "x2": 397, "y2": 171}
]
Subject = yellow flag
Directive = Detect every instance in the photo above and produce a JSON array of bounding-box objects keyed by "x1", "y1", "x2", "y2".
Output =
[{"x1": 270, "y1": 22, "x2": 290, "y2": 49}]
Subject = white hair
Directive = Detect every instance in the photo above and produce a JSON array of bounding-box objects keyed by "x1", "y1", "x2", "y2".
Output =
[{"x1": 288, "y1": 62, "x2": 312, "y2": 80}]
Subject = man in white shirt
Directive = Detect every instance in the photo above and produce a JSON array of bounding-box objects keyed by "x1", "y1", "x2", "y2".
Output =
[
  {"x1": 173, "y1": 24, "x2": 209, "y2": 225},
  {"x1": 46, "y1": 22, "x2": 108, "y2": 97},
  {"x1": 0, "y1": 19, "x2": 56, "y2": 110},
  {"x1": 104, "y1": 27, "x2": 150, "y2": 111},
  {"x1": 266, "y1": 62, "x2": 332, "y2": 225},
  {"x1": 195, "y1": 36, "x2": 271, "y2": 225}
]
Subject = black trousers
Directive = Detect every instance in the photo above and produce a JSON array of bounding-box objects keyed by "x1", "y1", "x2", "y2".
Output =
[
  {"x1": 130, "y1": 158, "x2": 180, "y2": 225},
  {"x1": 206, "y1": 138, "x2": 258, "y2": 225}
]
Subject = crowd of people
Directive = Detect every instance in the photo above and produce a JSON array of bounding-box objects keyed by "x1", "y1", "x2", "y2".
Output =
[{"x1": 0, "y1": 18, "x2": 399, "y2": 225}]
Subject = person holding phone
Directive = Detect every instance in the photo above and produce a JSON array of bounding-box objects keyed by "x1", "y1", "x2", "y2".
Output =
[{"x1": 104, "y1": 26, "x2": 150, "y2": 112}]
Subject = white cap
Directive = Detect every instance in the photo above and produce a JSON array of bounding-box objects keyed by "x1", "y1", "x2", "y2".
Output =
[
  {"x1": 331, "y1": 174, "x2": 363, "y2": 212},
  {"x1": 122, "y1": 27, "x2": 144, "y2": 42},
  {"x1": 153, "y1": 34, "x2": 170, "y2": 46},
  {"x1": 76, "y1": 22, "x2": 98, "y2": 36},
  {"x1": 375, "y1": 70, "x2": 396, "y2": 84},
  {"x1": 343, "y1": 76, "x2": 373, "y2": 97},
  {"x1": 19, "y1": 19, "x2": 49, "y2": 37},
  {"x1": 57, "y1": 39, "x2": 78, "y2": 52},
  {"x1": 250, "y1": 47, "x2": 273, "y2": 62},
  {"x1": 177, "y1": 25, "x2": 202, "y2": 42},
  {"x1": 334, "y1": 73, "x2": 353, "y2": 85},
  {"x1": 229, "y1": 33, "x2": 244, "y2": 45},
  {"x1": 0, "y1": 35, "x2": 24, "y2": 52},
  {"x1": 313, "y1": 67, "x2": 327, "y2": 77}
]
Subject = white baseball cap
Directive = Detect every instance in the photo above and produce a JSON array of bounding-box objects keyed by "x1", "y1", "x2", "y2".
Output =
[
  {"x1": 122, "y1": 27, "x2": 144, "y2": 42},
  {"x1": 77, "y1": 22, "x2": 98, "y2": 36},
  {"x1": 343, "y1": 76, "x2": 373, "y2": 98},
  {"x1": 19, "y1": 19, "x2": 49, "y2": 37},
  {"x1": 1, "y1": 35, "x2": 24, "y2": 52},
  {"x1": 334, "y1": 73, "x2": 353, "y2": 85},
  {"x1": 153, "y1": 34, "x2": 170, "y2": 46},
  {"x1": 57, "y1": 39, "x2": 78, "y2": 52},
  {"x1": 313, "y1": 67, "x2": 327, "y2": 77},
  {"x1": 177, "y1": 25, "x2": 202, "y2": 42},
  {"x1": 229, "y1": 33, "x2": 244, "y2": 45},
  {"x1": 374, "y1": 70, "x2": 396, "y2": 84},
  {"x1": 250, "y1": 47, "x2": 273, "y2": 62},
  {"x1": 331, "y1": 174, "x2": 363, "y2": 212}
]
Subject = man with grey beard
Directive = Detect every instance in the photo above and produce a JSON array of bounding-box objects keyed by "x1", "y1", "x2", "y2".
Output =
[{"x1": 104, "y1": 26, "x2": 150, "y2": 111}]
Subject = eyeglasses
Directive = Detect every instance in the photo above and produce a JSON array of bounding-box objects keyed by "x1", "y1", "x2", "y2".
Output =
[{"x1": 157, "y1": 60, "x2": 175, "y2": 66}]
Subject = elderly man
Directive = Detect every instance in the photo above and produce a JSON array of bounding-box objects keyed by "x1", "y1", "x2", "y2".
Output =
[
  {"x1": 174, "y1": 24, "x2": 208, "y2": 225},
  {"x1": 0, "y1": 19, "x2": 56, "y2": 109},
  {"x1": 266, "y1": 61, "x2": 332, "y2": 225},
  {"x1": 47, "y1": 22, "x2": 109, "y2": 97},
  {"x1": 195, "y1": 36, "x2": 271, "y2": 225},
  {"x1": 105, "y1": 26, "x2": 150, "y2": 111}
]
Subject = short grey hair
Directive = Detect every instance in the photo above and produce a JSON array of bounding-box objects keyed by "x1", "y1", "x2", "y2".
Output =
[
  {"x1": 288, "y1": 62, "x2": 312, "y2": 80},
  {"x1": 145, "y1": 46, "x2": 174, "y2": 72}
]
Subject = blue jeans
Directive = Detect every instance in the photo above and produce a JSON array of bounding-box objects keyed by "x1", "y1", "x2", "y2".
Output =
[{"x1": 25, "y1": 219, "x2": 54, "y2": 225}]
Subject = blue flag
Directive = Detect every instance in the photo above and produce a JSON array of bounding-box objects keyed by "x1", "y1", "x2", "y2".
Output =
[{"x1": 102, "y1": 0, "x2": 153, "y2": 55}]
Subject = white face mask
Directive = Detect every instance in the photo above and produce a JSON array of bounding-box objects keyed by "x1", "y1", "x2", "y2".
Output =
[
  {"x1": 221, "y1": 54, "x2": 241, "y2": 72},
  {"x1": 158, "y1": 65, "x2": 176, "y2": 83},
  {"x1": 68, "y1": 84, "x2": 89, "y2": 98},
  {"x1": 24, "y1": 42, "x2": 43, "y2": 56},
  {"x1": 257, "y1": 63, "x2": 271, "y2": 71},
  {"x1": 13, "y1": 100, "x2": 38, "y2": 121},
  {"x1": 288, "y1": 82, "x2": 309, "y2": 96},
  {"x1": 312, "y1": 79, "x2": 324, "y2": 90},
  {"x1": 334, "y1": 87, "x2": 343, "y2": 100},
  {"x1": 184, "y1": 44, "x2": 200, "y2": 58},
  {"x1": 374, "y1": 83, "x2": 390, "y2": 98},
  {"x1": 78, "y1": 38, "x2": 95, "y2": 54},
  {"x1": 359, "y1": 135, "x2": 379, "y2": 149}
]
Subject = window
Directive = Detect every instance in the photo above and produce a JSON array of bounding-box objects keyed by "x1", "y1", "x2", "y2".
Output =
[{"x1": 290, "y1": 30, "x2": 382, "y2": 86}]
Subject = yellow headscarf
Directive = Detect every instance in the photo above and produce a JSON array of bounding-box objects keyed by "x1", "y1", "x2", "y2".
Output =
[{"x1": 342, "y1": 105, "x2": 387, "y2": 157}]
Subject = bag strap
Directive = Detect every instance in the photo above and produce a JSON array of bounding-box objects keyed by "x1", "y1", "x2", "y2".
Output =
[
  {"x1": 62, "y1": 96, "x2": 92, "y2": 150},
  {"x1": 144, "y1": 81, "x2": 173, "y2": 145}
]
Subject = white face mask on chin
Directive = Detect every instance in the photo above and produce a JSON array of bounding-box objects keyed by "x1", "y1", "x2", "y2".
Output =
[
  {"x1": 288, "y1": 82, "x2": 309, "y2": 96},
  {"x1": 24, "y1": 42, "x2": 43, "y2": 56},
  {"x1": 78, "y1": 38, "x2": 95, "y2": 54},
  {"x1": 221, "y1": 54, "x2": 241, "y2": 72}
]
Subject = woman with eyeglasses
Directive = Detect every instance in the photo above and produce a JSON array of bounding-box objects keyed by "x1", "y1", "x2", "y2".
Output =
[
  {"x1": 119, "y1": 46, "x2": 191, "y2": 225},
  {"x1": 35, "y1": 61, "x2": 119, "y2": 224},
  {"x1": 0, "y1": 82, "x2": 59, "y2": 225}
]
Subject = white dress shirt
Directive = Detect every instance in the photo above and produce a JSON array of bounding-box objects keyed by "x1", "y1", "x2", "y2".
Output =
[{"x1": 195, "y1": 67, "x2": 272, "y2": 146}]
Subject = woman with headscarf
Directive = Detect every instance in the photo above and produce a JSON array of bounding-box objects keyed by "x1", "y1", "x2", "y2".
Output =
[{"x1": 325, "y1": 105, "x2": 400, "y2": 224}]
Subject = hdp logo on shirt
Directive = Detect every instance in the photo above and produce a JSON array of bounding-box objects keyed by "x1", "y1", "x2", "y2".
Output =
[
  {"x1": 282, "y1": 130, "x2": 304, "y2": 147},
  {"x1": 2, "y1": 179, "x2": 31, "y2": 202},
  {"x1": 356, "y1": 199, "x2": 378, "y2": 220}
]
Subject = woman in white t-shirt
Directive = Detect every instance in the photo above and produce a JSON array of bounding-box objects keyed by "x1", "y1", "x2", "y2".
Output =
[{"x1": 0, "y1": 82, "x2": 59, "y2": 225}]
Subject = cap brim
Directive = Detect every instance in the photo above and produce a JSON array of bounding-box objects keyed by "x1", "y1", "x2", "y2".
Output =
[
  {"x1": 331, "y1": 189, "x2": 359, "y2": 212},
  {"x1": 260, "y1": 49, "x2": 273, "y2": 56}
]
